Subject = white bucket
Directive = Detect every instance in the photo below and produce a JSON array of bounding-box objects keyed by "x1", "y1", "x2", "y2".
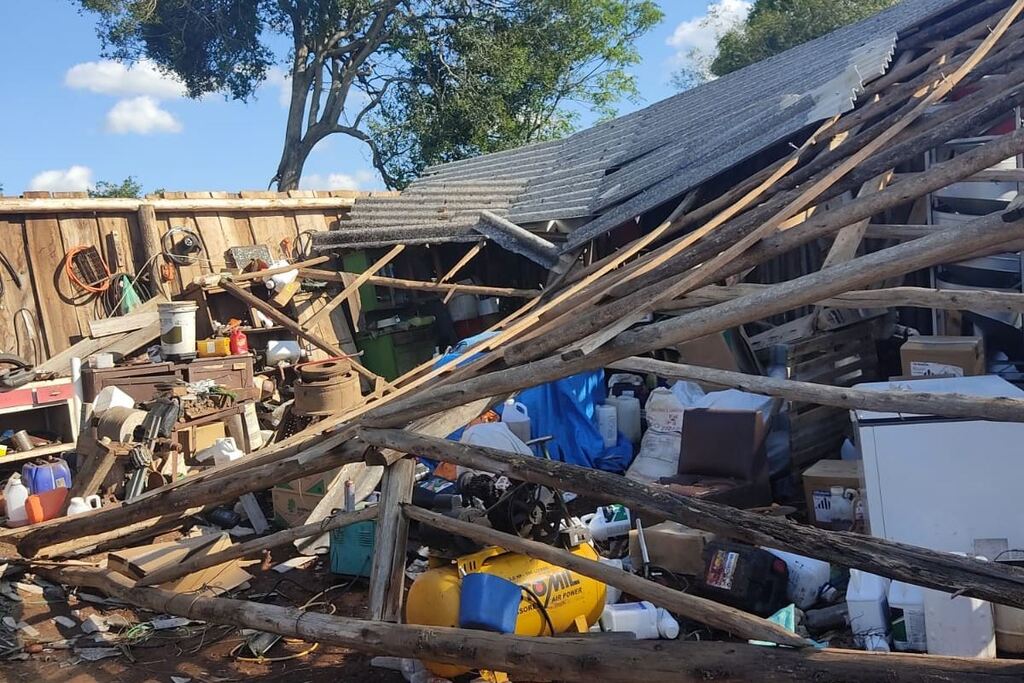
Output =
[{"x1": 158, "y1": 301, "x2": 198, "y2": 360}]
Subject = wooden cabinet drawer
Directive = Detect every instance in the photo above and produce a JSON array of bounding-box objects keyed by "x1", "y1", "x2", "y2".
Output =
[
  {"x1": 34, "y1": 383, "x2": 75, "y2": 405},
  {"x1": 0, "y1": 388, "x2": 35, "y2": 410}
]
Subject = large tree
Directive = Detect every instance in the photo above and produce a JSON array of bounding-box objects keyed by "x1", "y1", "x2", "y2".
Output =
[
  {"x1": 672, "y1": 0, "x2": 897, "y2": 89},
  {"x1": 78, "y1": 1, "x2": 661, "y2": 189}
]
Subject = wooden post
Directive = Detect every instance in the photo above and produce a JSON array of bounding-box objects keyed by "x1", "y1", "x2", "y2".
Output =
[
  {"x1": 368, "y1": 458, "x2": 415, "y2": 622},
  {"x1": 41, "y1": 565, "x2": 1024, "y2": 683},
  {"x1": 137, "y1": 506, "x2": 378, "y2": 587},
  {"x1": 136, "y1": 204, "x2": 168, "y2": 298},
  {"x1": 405, "y1": 505, "x2": 809, "y2": 647},
  {"x1": 299, "y1": 269, "x2": 541, "y2": 298},
  {"x1": 440, "y1": 241, "x2": 485, "y2": 303},
  {"x1": 607, "y1": 357, "x2": 1024, "y2": 421},
  {"x1": 358, "y1": 428, "x2": 1024, "y2": 609}
]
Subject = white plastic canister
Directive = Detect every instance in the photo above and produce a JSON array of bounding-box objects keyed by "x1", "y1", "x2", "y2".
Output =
[
  {"x1": 847, "y1": 569, "x2": 891, "y2": 648},
  {"x1": 596, "y1": 403, "x2": 618, "y2": 447},
  {"x1": 600, "y1": 601, "x2": 680, "y2": 639},
  {"x1": 888, "y1": 581, "x2": 927, "y2": 652},
  {"x1": 500, "y1": 399, "x2": 531, "y2": 443},
  {"x1": 765, "y1": 548, "x2": 830, "y2": 610}
]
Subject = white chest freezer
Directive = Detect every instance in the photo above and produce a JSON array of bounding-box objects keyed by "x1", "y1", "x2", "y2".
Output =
[{"x1": 853, "y1": 375, "x2": 1024, "y2": 556}]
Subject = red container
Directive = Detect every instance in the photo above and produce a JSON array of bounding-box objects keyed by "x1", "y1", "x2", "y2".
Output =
[
  {"x1": 229, "y1": 327, "x2": 249, "y2": 355},
  {"x1": 25, "y1": 488, "x2": 68, "y2": 524}
]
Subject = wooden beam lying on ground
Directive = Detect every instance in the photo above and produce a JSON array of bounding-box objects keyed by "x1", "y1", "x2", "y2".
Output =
[
  {"x1": 33, "y1": 508, "x2": 204, "y2": 560},
  {"x1": 405, "y1": 505, "x2": 809, "y2": 647},
  {"x1": 299, "y1": 269, "x2": 541, "y2": 298},
  {"x1": 607, "y1": 357, "x2": 1024, "y2": 420},
  {"x1": 358, "y1": 428, "x2": 1024, "y2": 609},
  {"x1": 16, "y1": 439, "x2": 368, "y2": 558},
  {"x1": 137, "y1": 506, "x2": 377, "y2": 587},
  {"x1": 665, "y1": 284, "x2": 1024, "y2": 315},
  {"x1": 43, "y1": 566, "x2": 1024, "y2": 682}
]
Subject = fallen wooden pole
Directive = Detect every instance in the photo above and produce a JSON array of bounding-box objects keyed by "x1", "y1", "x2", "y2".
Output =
[
  {"x1": 41, "y1": 566, "x2": 1024, "y2": 682},
  {"x1": 219, "y1": 255, "x2": 331, "y2": 284},
  {"x1": 663, "y1": 284, "x2": 1024, "y2": 315},
  {"x1": 506, "y1": 127, "x2": 1024, "y2": 365},
  {"x1": 299, "y1": 268, "x2": 541, "y2": 298},
  {"x1": 359, "y1": 428, "x2": 1024, "y2": 609},
  {"x1": 404, "y1": 504, "x2": 809, "y2": 647},
  {"x1": 137, "y1": 506, "x2": 377, "y2": 587},
  {"x1": 33, "y1": 508, "x2": 204, "y2": 560},
  {"x1": 607, "y1": 357, "x2": 1024, "y2": 420},
  {"x1": 16, "y1": 440, "x2": 367, "y2": 558}
]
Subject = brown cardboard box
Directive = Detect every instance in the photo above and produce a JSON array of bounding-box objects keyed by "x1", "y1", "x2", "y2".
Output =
[
  {"x1": 628, "y1": 521, "x2": 715, "y2": 575},
  {"x1": 900, "y1": 335, "x2": 985, "y2": 378},
  {"x1": 802, "y1": 459, "x2": 863, "y2": 529},
  {"x1": 273, "y1": 466, "x2": 343, "y2": 527}
]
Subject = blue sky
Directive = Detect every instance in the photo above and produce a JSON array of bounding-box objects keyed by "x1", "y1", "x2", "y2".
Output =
[{"x1": 0, "y1": 1, "x2": 748, "y2": 195}]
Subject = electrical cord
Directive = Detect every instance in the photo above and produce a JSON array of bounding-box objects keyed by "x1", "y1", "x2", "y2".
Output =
[
  {"x1": 64, "y1": 245, "x2": 113, "y2": 293},
  {"x1": 521, "y1": 585, "x2": 556, "y2": 636}
]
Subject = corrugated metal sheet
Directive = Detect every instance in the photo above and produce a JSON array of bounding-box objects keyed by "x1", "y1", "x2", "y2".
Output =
[{"x1": 315, "y1": 0, "x2": 967, "y2": 254}]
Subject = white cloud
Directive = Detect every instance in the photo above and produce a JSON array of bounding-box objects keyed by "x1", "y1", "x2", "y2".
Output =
[
  {"x1": 264, "y1": 67, "x2": 293, "y2": 108},
  {"x1": 301, "y1": 169, "x2": 379, "y2": 190},
  {"x1": 29, "y1": 166, "x2": 93, "y2": 192},
  {"x1": 65, "y1": 58, "x2": 187, "y2": 99},
  {"x1": 105, "y1": 96, "x2": 183, "y2": 134},
  {"x1": 667, "y1": 0, "x2": 752, "y2": 78}
]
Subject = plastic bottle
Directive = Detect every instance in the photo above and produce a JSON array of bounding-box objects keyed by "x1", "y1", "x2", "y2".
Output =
[
  {"x1": 3, "y1": 474, "x2": 29, "y2": 527},
  {"x1": 596, "y1": 403, "x2": 618, "y2": 447},
  {"x1": 229, "y1": 327, "x2": 249, "y2": 355},
  {"x1": 765, "y1": 548, "x2": 830, "y2": 609},
  {"x1": 599, "y1": 601, "x2": 680, "y2": 639},
  {"x1": 608, "y1": 393, "x2": 642, "y2": 444},
  {"x1": 500, "y1": 399, "x2": 531, "y2": 443},
  {"x1": 889, "y1": 580, "x2": 927, "y2": 652},
  {"x1": 581, "y1": 504, "x2": 631, "y2": 542},
  {"x1": 67, "y1": 495, "x2": 103, "y2": 516},
  {"x1": 847, "y1": 569, "x2": 891, "y2": 648},
  {"x1": 22, "y1": 458, "x2": 72, "y2": 494},
  {"x1": 26, "y1": 488, "x2": 68, "y2": 524}
]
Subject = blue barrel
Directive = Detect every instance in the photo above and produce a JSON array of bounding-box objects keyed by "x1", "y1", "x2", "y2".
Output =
[{"x1": 22, "y1": 458, "x2": 72, "y2": 494}]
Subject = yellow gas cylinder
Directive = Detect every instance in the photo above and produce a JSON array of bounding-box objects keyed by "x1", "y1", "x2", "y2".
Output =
[{"x1": 405, "y1": 544, "x2": 607, "y2": 678}]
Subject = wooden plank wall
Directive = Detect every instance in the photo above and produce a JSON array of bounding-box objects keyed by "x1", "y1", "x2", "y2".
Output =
[{"x1": 0, "y1": 191, "x2": 361, "y2": 360}]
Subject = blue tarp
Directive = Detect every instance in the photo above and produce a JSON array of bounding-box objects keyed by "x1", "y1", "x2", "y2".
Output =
[{"x1": 437, "y1": 332, "x2": 633, "y2": 472}]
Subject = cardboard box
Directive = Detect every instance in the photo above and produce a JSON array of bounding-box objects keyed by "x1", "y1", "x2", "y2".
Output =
[
  {"x1": 273, "y1": 467, "x2": 344, "y2": 527},
  {"x1": 628, "y1": 521, "x2": 714, "y2": 576},
  {"x1": 108, "y1": 532, "x2": 252, "y2": 594},
  {"x1": 802, "y1": 459, "x2": 863, "y2": 529},
  {"x1": 900, "y1": 335, "x2": 985, "y2": 378}
]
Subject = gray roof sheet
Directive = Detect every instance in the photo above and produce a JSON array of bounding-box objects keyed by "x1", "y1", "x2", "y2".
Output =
[{"x1": 315, "y1": 0, "x2": 967, "y2": 254}]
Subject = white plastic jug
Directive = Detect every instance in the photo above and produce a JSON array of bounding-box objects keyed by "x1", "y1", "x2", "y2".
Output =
[
  {"x1": 608, "y1": 394, "x2": 641, "y2": 444},
  {"x1": 263, "y1": 260, "x2": 298, "y2": 291},
  {"x1": 765, "y1": 549, "x2": 830, "y2": 609},
  {"x1": 644, "y1": 387, "x2": 686, "y2": 432},
  {"x1": 581, "y1": 504, "x2": 631, "y2": 542},
  {"x1": 596, "y1": 403, "x2": 618, "y2": 448},
  {"x1": 600, "y1": 601, "x2": 680, "y2": 640},
  {"x1": 500, "y1": 399, "x2": 531, "y2": 443},
  {"x1": 924, "y1": 554, "x2": 995, "y2": 658},
  {"x1": 67, "y1": 495, "x2": 102, "y2": 516},
  {"x1": 847, "y1": 569, "x2": 891, "y2": 648},
  {"x1": 889, "y1": 580, "x2": 927, "y2": 652},
  {"x1": 3, "y1": 474, "x2": 29, "y2": 527},
  {"x1": 195, "y1": 437, "x2": 244, "y2": 465}
]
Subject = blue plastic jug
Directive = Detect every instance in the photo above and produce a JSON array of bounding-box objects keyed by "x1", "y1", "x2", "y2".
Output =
[
  {"x1": 458, "y1": 573, "x2": 522, "y2": 634},
  {"x1": 22, "y1": 458, "x2": 72, "y2": 494}
]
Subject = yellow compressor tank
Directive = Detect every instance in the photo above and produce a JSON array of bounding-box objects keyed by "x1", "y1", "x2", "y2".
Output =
[{"x1": 405, "y1": 544, "x2": 607, "y2": 678}]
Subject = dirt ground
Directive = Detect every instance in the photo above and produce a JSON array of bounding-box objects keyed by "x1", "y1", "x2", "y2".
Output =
[{"x1": 0, "y1": 551, "x2": 405, "y2": 683}]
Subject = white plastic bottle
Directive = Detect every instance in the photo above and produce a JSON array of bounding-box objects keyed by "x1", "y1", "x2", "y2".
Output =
[
  {"x1": 888, "y1": 581, "x2": 927, "y2": 652},
  {"x1": 500, "y1": 399, "x2": 532, "y2": 443},
  {"x1": 596, "y1": 403, "x2": 618, "y2": 447},
  {"x1": 4, "y1": 473, "x2": 30, "y2": 527},
  {"x1": 847, "y1": 569, "x2": 891, "y2": 649},
  {"x1": 611, "y1": 392, "x2": 642, "y2": 444},
  {"x1": 765, "y1": 548, "x2": 830, "y2": 609},
  {"x1": 581, "y1": 504, "x2": 631, "y2": 542},
  {"x1": 600, "y1": 601, "x2": 680, "y2": 639}
]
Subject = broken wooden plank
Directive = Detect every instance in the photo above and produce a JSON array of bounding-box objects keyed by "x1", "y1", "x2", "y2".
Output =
[{"x1": 88, "y1": 310, "x2": 159, "y2": 338}]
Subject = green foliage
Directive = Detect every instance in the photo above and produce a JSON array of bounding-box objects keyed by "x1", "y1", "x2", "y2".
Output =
[
  {"x1": 89, "y1": 176, "x2": 143, "y2": 198},
  {"x1": 77, "y1": 0, "x2": 661, "y2": 189},
  {"x1": 710, "y1": 0, "x2": 898, "y2": 77}
]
